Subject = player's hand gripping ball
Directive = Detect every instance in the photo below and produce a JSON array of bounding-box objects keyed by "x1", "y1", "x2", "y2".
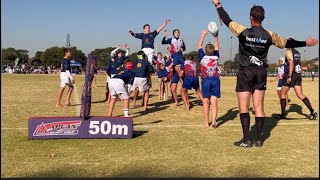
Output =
[{"x1": 208, "y1": 21, "x2": 219, "y2": 36}]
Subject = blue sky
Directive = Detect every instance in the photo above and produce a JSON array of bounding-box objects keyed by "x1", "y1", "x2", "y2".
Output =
[{"x1": 2, "y1": 0, "x2": 319, "y2": 63}]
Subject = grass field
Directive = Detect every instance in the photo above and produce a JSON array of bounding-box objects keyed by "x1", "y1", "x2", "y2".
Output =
[{"x1": 1, "y1": 74, "x2": 319, "y2": 178}]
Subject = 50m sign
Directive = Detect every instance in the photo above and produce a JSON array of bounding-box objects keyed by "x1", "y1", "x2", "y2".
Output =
[{"x1": 89, "y1": 121, "x2": 129, "y2": 136}]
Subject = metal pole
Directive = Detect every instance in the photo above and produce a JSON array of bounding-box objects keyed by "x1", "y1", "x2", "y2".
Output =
[{"x1": 230, "y1": 36, "x2": 233, "y2": 61}]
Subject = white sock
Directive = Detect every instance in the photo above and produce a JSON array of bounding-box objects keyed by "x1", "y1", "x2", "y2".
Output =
[{"x1": 123, "y1": 109, "x2": 129, "y2": 117}]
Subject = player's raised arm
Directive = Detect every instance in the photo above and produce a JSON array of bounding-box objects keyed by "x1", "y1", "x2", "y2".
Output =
[
  {"x1": 198, "y1": 29, "x2": 208, "y2": 49},
  {"x1": 214, "y1": 34, "x2": 219, "y2": 51},
  {"x1": 125, "y1": 44, "x2": 130, "y2": 57},
  {"x1": 129, "y1": 30, "x2": 143, "y2": 39},
  {"x1": 157, "y1": 19, "x2": 171, "y2": 34},
  {"x1": 162, "y1": 30, "x2": 171, "y2": 45},
  {"x1": 111, "y1": 45, "x2": 121, "y2": 57},
  {"x1": 212, "y1": 0, "x2": 247, "y2": 37},
  {"x1": 129, "y1": 30, "x2": 135, "y2": 37}
]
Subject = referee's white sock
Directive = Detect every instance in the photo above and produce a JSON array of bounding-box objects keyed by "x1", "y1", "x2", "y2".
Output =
[{"x1": 123, "y1": 109, "x2": 129, "y2": 117}]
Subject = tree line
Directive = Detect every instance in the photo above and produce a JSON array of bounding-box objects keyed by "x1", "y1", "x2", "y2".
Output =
[{"x1": 2, "y1": 47, "x2": 318, "y2": 72}]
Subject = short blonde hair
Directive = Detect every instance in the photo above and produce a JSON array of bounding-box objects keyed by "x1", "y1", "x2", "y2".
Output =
[{"x1": 205, "y1": 44, "x2": 215, "y2": 55}]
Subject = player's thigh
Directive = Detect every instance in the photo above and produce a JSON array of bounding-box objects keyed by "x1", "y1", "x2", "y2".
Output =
[
  {"x1": 252, "y1": 90, "x2": 265, "y2": 112},
  {"x1": 210, "y1": 96, "x2": 218, "y2": 108},
  {"x1": 293, "y1": 85, "x2": 305, "y2": 99},
  {"x1": 237, "y1": 92, "x2": 251, "y2": 113}
]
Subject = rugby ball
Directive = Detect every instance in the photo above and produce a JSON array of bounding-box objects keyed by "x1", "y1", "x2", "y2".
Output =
[{"x1": 208, "y1": 21, "x2": 219, "y2": 35}]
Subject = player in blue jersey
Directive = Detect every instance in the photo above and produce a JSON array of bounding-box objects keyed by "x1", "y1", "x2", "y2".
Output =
[
  {"x1": 132, "y1": 51, "x2": 155, "y2": 111},
  {"x1": 129, "y1": 19, "x2": 171, "y2": 92},
  {"x1": 157, "y1": 58, "x2": 174, "y2": 100},
  {"x1": 56, "y1": 48, "x2": 75, "y2": 107},
  {"x1": 108, "y1": 67, "x2": 134, "y2": 117}
]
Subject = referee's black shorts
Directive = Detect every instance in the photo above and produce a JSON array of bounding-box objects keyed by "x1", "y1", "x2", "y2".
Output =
[
  {"x1": 282, "y1": 73, "x2": 302, "y2": 88},
  {"x1": 236, "y1": 66, "x2": 267, "y2": 93}
]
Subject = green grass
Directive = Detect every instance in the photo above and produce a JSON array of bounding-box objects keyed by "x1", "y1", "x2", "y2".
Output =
[{"x1": 1, "y1": 74, "x2": 319, "y2": 178}]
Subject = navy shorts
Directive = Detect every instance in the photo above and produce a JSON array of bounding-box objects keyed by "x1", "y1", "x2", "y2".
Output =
[
  {"x1": 201, "y1": 77, "x2": 221, "y2": 98},
  {"x1": 182, "y1": 76, "x2": 200, "y2": 90},
  {"x1": 173, "y1": 57, "x2": 185, "y2": 70},
  {"x1": 171, "y1": 72, "x2": 180, "y2": 84}
]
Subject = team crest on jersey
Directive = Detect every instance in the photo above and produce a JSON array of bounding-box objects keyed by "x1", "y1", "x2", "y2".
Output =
[
  {"x1": 137, "y1": 63, "x2": 142, "y2": 68},
  {"x1": 33, "y1": 120, "x2": 82, "y2": 136}
]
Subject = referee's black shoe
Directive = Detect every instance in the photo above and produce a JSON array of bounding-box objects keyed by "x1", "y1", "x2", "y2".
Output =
[
  {"x1": 253, "y1": 139, "x2": 263, "y2": 147},
  {"x1": 234, "y1": 139, "x2": 252, "y2": 148},
  {"x1": 310, "y1": 111, "x2": 318, "y2": 120},
  {"x1": 275, "y1": 114, "x2": 287, "y2": 119}
]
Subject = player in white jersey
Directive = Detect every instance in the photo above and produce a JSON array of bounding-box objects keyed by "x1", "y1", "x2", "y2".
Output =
[
  {"x1": 270, "y1": 57, "x2": 289, "y2": 105},
  {"x1": 198, "y1": 29, "x2": 220, "y2": 128},
  {"x1": 180, "y1": 55, "x2": 204, "y2": 111}
]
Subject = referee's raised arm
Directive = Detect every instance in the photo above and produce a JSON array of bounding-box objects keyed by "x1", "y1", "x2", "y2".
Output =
[{"x1": 212, "y1": 0, "x2": 247, "y2": 37}]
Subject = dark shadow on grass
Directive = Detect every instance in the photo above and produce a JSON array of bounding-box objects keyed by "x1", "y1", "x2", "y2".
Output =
[
  {"x1": 216, "y1": 107, "x2": 239, "y2": 128},
  {"x1": 287, "y1": 103, "x2": 309, "y2": 119},
  {"x1": 23, "y1": 166, "x2": 91, "y2": 178},
  {"x1": 249, "y1": 105, "x2": 309, "y2": 144},
  {"x1": 249, "y1": 115, "x2": 280, "y2": 144},
  {"x1": 132, "y1": 130, "x2": 148, "y2": 138},
  {"x1": 92, "y1": 100, "x2": 107, "y2": 104},
  {"x1": 131, "y1": 106, "x2": 169, "y2": 118}
]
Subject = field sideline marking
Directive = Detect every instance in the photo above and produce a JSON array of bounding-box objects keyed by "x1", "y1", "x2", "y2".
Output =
[
  {"x1": 1, "y1": 121, "x2": 318, "y2": 130},
  {"x1": 73, "y1": 84, "x2": 81, "y2": 116}
]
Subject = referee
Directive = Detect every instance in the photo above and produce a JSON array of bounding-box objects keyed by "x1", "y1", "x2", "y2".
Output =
[{"x1": 212, "y1": 0, "x2": 318, "y2": 147}]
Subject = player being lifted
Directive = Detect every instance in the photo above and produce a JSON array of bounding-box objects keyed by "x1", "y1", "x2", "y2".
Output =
[
  {"x1": 129, "y1": 19, "x2": 171, "y2": 93},
  {"x1": 162, "y1": 29, "x2": 186, "y2": 106}
]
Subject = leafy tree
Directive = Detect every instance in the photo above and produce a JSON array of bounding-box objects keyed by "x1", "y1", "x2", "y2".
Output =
[
  {"x1": 2, "y1": 48, "x2": 18, "y2": 65},
  {"x1": 183, "y1": 51, "x2": 200, "y2": 63},
  {"x1": 40, "y1": 46, "x2": 64, "y2": 67},
  {"x1": 90, "y1": 47, "x2": 115, "y2": 68},
  {"x1": 266, "y1": 63, "x2": 278, "y2": 73},
  {"x1": 224, "y1": 60, "x2": 236, "y2": 69},
  {"x1": 16, "y1": 49, "x2": 29, "y2": 64},
  {"x1": 40, "y1": 46, "x2": 85, "y2": 67},
  {"x1": 1, "y1": 48, "x2": 29, "y2": 65},
  {"x1": 70, "y1": 47, "x2": 86, "y2": 66}
]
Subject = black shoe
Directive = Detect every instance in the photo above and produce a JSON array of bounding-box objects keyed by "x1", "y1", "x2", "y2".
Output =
[
  {"x1": 310, "y1": 111, "x2": 318, "y2": 120},
  {"x1": 275, "y1": 114, "x2": 287, "y2": 119},
  {"x1": 253, "y1": 139, "x2": 263, "y2": 147},
  {"x1": 234, "y1": 139, "x2": 252, "y2": 148}
]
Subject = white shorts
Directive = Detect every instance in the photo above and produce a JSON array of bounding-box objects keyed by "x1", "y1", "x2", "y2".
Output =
[
  {"x1": 60, "y1": 72, "x2": 73, "y2": 88},
  {"x1": 106, "y1": 74, "x2": 111, "y2": 83},
  {"x1": 108, "y1": 79, "x2": 129, "y2": 100},
  {"x1": 127, "y1": 84, "x2": 134, "y2": 92},
  {"x1": 132, "y1": 77, "x2": 149, "y2": 92},
  {"x1": 158, "y1": 78, "x2": 163, "y2": 83},
  {"x1": 142, "y1": 48, "x2": 155, "y2": 65}
]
